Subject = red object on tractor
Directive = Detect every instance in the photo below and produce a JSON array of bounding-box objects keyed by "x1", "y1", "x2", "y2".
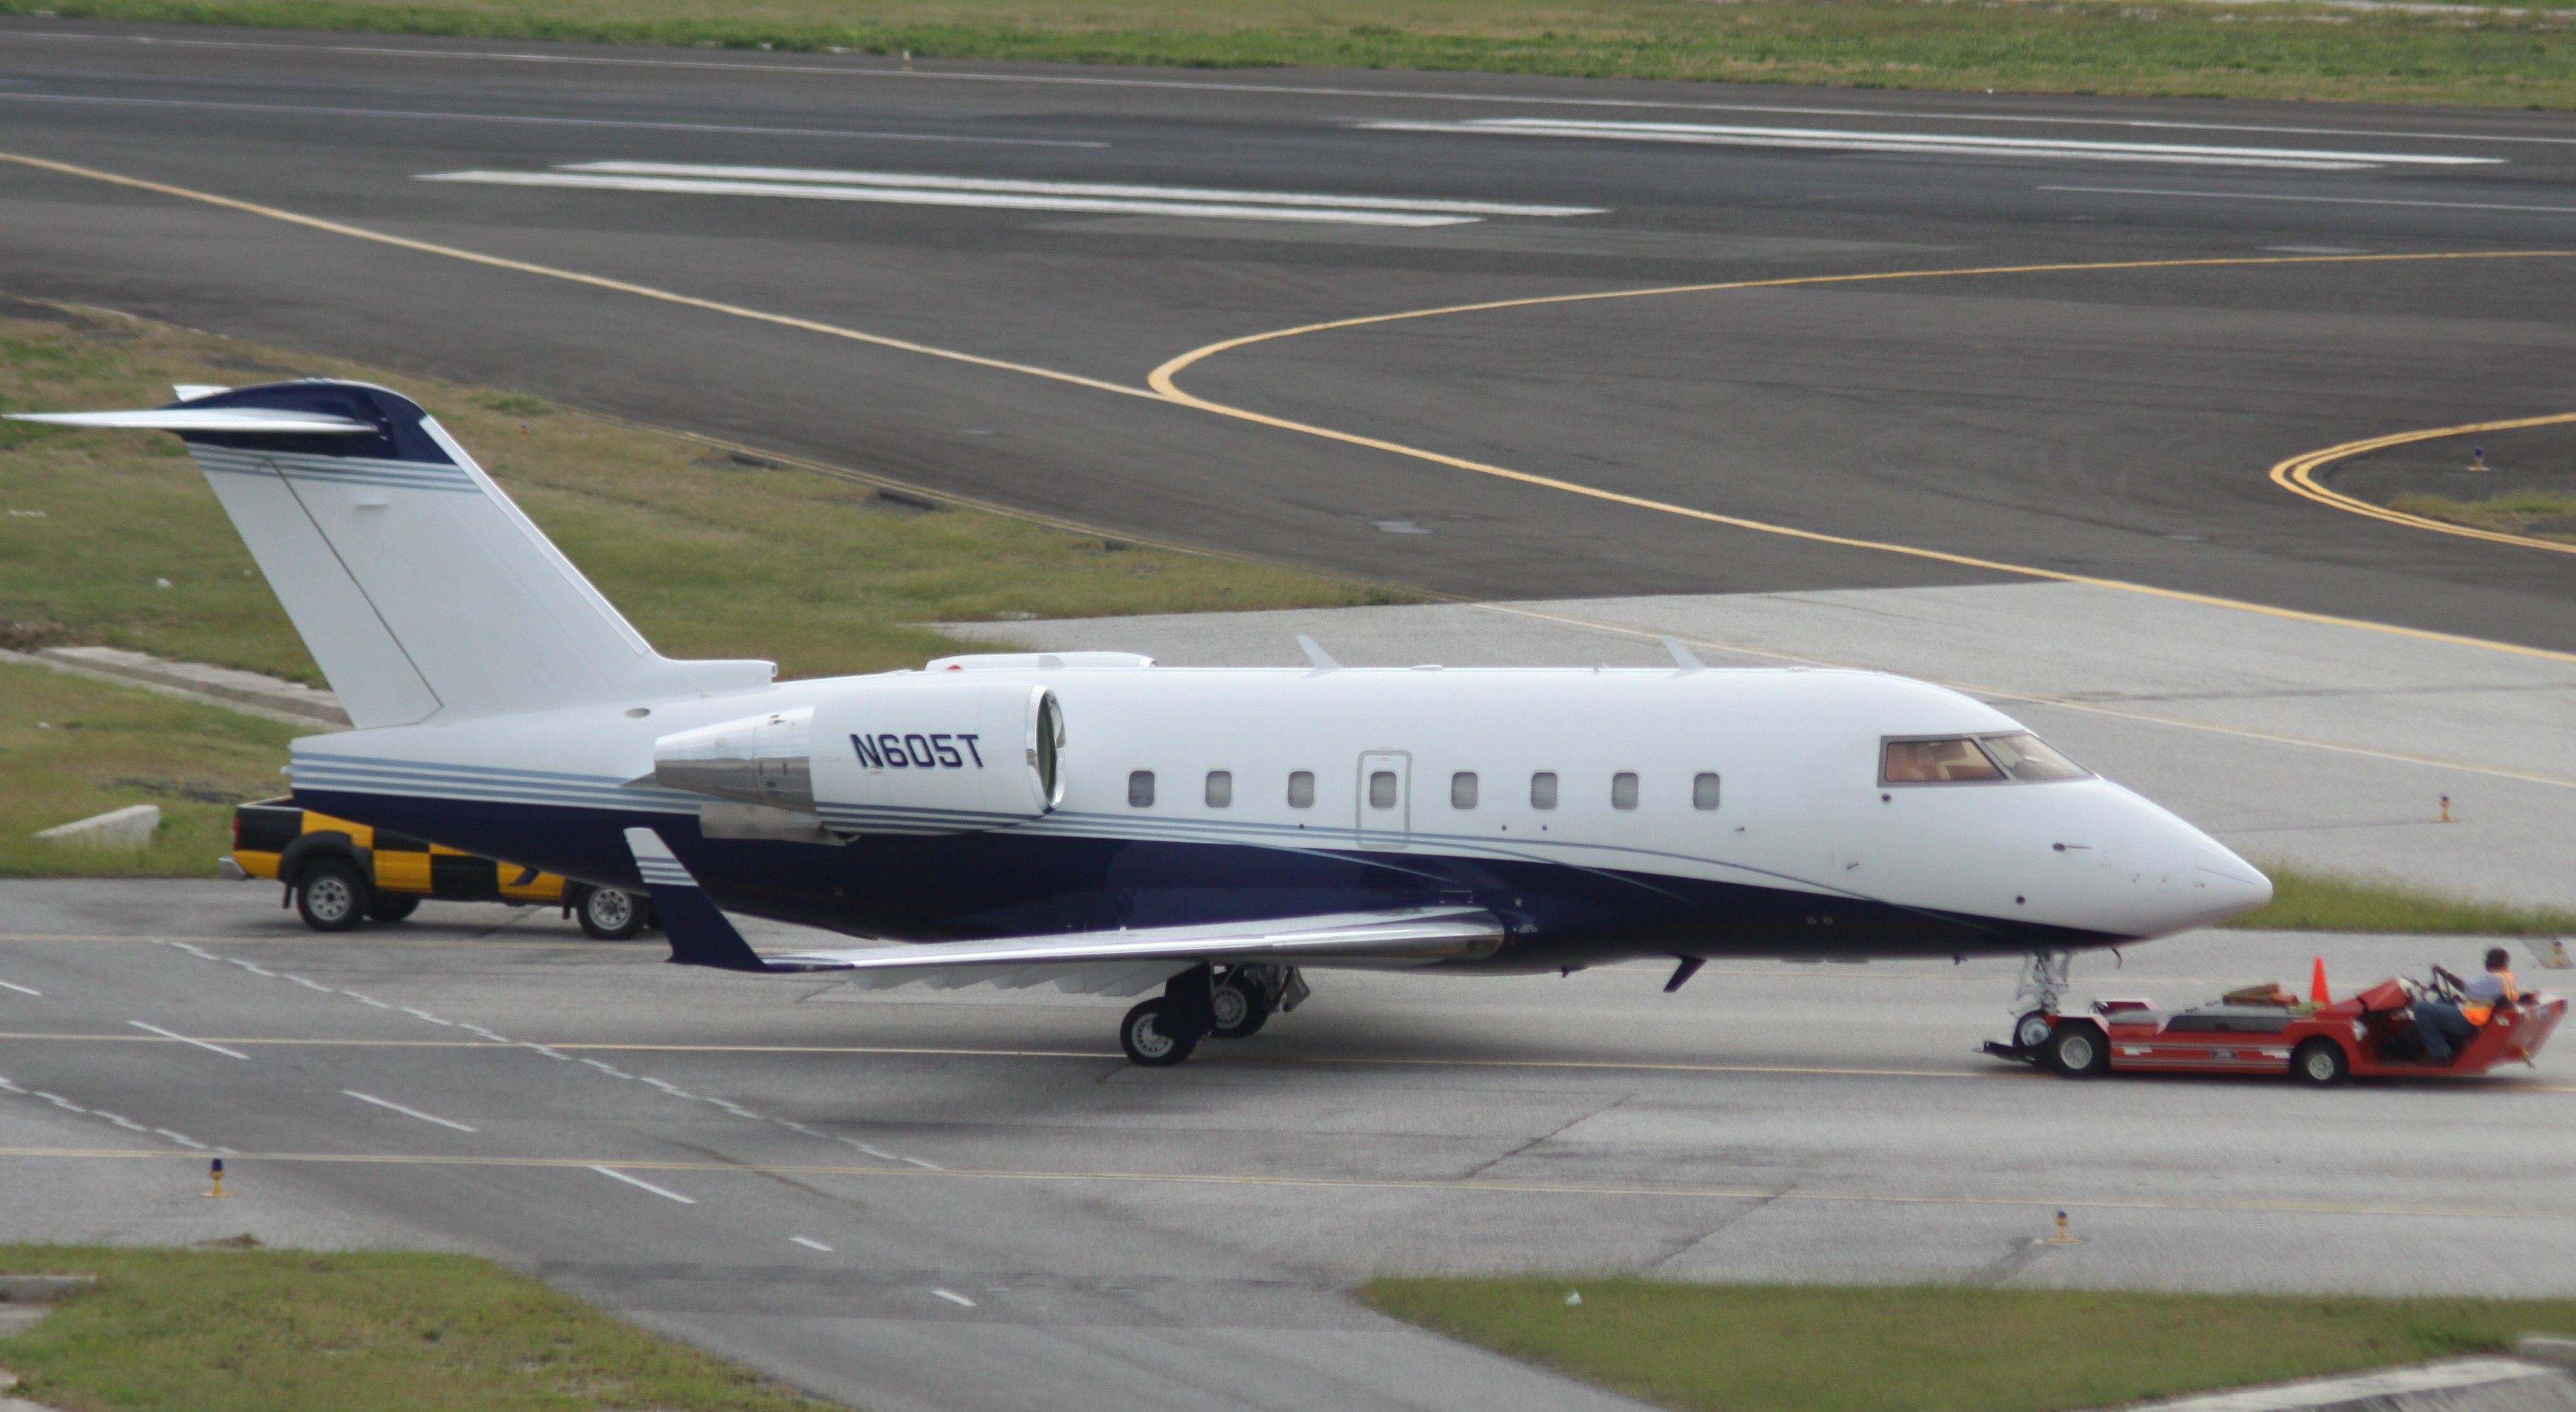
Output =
[{"x1": 1987, "y1": 978, "x2": 2563, "y2": 1086}]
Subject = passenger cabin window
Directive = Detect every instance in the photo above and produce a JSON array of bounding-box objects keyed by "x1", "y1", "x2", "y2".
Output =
[
  {"x1": 1205, "y1": 770, "x2": 1232, "y2": 808},
  {"x1": 1451, "y1": 772, "x2": 1478, "y2": 809},
  {"x1": 1288, "y1": 771, "x2": 1315, "y2": 809},
  {"x1": 1611, "y1": 772, "x2": 1639, "y2": 810},
  {"x1": 1694, "y1": 773, "x2": 1722, "y2": 810},
  {"x1": 1128, "y1": 770, "x2": 1156, "y2": 807},
  {"x1": 1530, "y1": 772, "x2": 1558, "y2": 810},
  {"x1": 1882, "y1": 733, "x2": 2089, "y2": 785},
  {"x1": 1368, "y1": 770, "x2": 1398, "y2": 810}
]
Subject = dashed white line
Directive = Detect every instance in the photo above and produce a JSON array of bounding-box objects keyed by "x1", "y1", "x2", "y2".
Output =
[
  {"x1": 562, "y1": 161, "x2": 1606, "y2": 216},
  {"x1": 343, "y1": 1089, "x2": 478, "y2": 1133},
  {"x1": 932, "y1": 1288, "x2": 977, "y2": 1308},
  {"x1": 282, "y1": 973, "x2": 333, "y2": 992},
  {"x1": 31, "y1": 1091, "x2": 85, "y2": 1113},
  {"x1": 0, "y1": 979, "x2": 40, "y2": 997},
  {"x1": 2041, "y1": 184, "x2": 2576, "y2": 216},
  {"x1": 154, "y1": 1128, "x2": 209, "y2": 1150},
  {"x1": 588, "y1": 1165, "x2": 696, "y2": 1204},
  {"x1": 398, "y1": 1007, "x2": 454, "y2": 1027},
  {"x1": 128, "y1": 1020, "x2": 249, "y2": 1059},
  {"x1": 91, "y1": 1110, "x2": 146, "y2": 1132},
  {"x1": 791, "y1": 1236, "x2": 833, "y2": 1252}
]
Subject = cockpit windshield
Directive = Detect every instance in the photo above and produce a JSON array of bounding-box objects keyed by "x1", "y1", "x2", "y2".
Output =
[{"x1": 1882, "y1": 732, "x2": 2089, "y2": 785}]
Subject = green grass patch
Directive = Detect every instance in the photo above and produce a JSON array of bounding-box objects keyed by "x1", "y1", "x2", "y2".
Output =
[
  {"x1": 2390, "y1": 489, "x2": 2576, "y2": 542},
  {"x1": 0, "y1": 1243, "x2": 841, "y2": 1411},
  {"x1": 0, "y1": 298, "x2": 1399, "y2": 689},
  {"x1": 3, "y1": 0, "x2": 2573, "y2": 108},
  {"x1": 1362, "y1": 1276, "x2": 2576, "y2": 1412},
  {"x1": 0, "y1": 663, "x2": 301, "y2": 878},
  {"x1": 2228, "y1": 861, "x2": 2576, "y2": 935}
]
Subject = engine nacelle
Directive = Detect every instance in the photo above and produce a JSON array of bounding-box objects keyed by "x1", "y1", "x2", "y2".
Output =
[{"x1": 654, "y1": 680, "x2": 1062, "y2": 836}]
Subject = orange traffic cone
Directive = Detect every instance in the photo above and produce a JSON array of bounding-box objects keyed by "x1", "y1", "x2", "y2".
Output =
[{"x1": 2310, "y1": 957, "x2": 2330, "y2": 1005}]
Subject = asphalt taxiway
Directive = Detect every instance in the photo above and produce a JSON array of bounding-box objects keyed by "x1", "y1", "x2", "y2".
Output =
[
  {"x1": 4, "y1": 879, "x2": 2573, "y2": 1412},
  {"x1": 3, "y1": 18, "x2": 2573, "y2": 655}
]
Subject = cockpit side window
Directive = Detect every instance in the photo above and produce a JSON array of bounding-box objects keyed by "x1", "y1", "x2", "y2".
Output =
[{"x1": 1882, "y1": 734, "x2": 2089, "y2": 785}]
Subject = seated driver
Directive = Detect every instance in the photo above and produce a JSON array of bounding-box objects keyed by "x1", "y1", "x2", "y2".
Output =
[{"x1": 2414, "y1": 947, "x2": 2519, "y2": 1062}]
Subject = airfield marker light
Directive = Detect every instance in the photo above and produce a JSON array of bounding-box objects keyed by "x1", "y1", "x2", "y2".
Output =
[
  {"x1": 2549, "y1": 939, "x2": 2572, "y2": 971},
  {"x1": 202, "y1": 1158, "x2": 232, "y2": 1200},
  {"x1": 2310, "y1": 958, "x2": 2330, "y2": 1006},
  {"x1": 2469, "y1": 446, "x2": 2490, "y2": 473},
  {"x1": 2045, "y1": 1210, "x2": 2082, "y2": 1245},
  {"x1": 902, "y1": 49, "x2": 913, "y2": 70},
  {"x1": 2440, "y1": 795, "x2": 2454, "y2": 823}
]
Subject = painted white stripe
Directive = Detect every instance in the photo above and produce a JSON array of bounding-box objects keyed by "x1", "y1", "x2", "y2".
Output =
[
  {"x1": 0, "y1": 980, "x2": 39, "y2": 996},
  {"x1": 421, "y1": 170, "x2": 1490, "y2": 227},
  {"x1": 589, "y1": 1165, "x2": 696, "y2": 1204},
  {"x1": 564, "y1": 161, "x2": 1605, "y2": 216},
  {"x1": 1361, "y1": 119, "x2": 2501, "y2": 170},
  {"x1": 792, "y1": 1236, "x2": 833, "y2": 1252},
  {"x1": 342, "y1": 1089, "x2": 478, "y2": 1132},
  {"x1": 0, "y1": 90, "x2": 1107, "y2": 148},
  {"x1": 2043, "y1": 184, "x2": 2576, "y2": 216},
  {"x1": 155, "y1": 1128, "x2": 209, "y2": 1150},
  {"x1": 128, "y1": 1020, "x2": 249, "y2": 1060},
  {"x1": 2127, "y1": 1358, "x2": 2548, "y2": 1412},
  {"x1": 932, "y1": 1288, "x2": 977, "y2": 1307}
]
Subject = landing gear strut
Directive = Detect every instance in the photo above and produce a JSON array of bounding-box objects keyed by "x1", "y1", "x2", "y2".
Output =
[{"x1": 1982, "y1": 950, "x2": 2076, "y2": 1063}]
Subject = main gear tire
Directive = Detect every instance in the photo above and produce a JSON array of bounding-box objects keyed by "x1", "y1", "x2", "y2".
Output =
[
  {"x1": 1120, "y1": 998, "x2": 1197, "y2": 1067},
  {"x1": 1209, "y1": 976, "x2": 1271, "y2": 1040},
  {"x1": 576, "y1": 886, "x2": 646, "y2": 940}
]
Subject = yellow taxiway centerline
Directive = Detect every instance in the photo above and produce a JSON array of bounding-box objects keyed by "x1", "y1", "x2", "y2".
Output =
[
  {"x1": 2270, "y1": 413, "x2": 2576, "y2": 556},
  {"x1": 3, "y1": 1144, "x2": 2573, "y2": 1221}
]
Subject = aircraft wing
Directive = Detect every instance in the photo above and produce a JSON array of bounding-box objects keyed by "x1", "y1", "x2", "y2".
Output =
[
  {"x1": 774, "y1": 907, "x2": 1507, "y2": 995},
  {"x1": 623, "y1": 826, "x2": 1502, "y2": 994}
]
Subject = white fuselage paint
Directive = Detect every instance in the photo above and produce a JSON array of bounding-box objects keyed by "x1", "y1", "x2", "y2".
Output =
[{"x1": 292, "y1": 662, "x2": 2271, "y2": 952}]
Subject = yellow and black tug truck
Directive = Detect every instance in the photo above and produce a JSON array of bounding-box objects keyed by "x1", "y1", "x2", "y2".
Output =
[{"x1": 222, "y1": 797, "x2": 653, "y2": 939}]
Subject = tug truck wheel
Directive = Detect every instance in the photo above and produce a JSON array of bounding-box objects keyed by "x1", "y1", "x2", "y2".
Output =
[
  {"x1": 365, "y1": 893, "x2": 419, "y2": 923},
  {"x1": 2293, "y1": 1037, "x2": 2350, "y2": 1087},
  {"x1": 2043, "y1": 1022, "x2": 2110, "y2": 1077},
  {"x1": 1120, "y1": 998, "x2": 1197, "y2": 1067},
  {"x1": 576, "y1": 886, "x2": 646, "y2": 941},
  {"x1": 1209, "y1": 975, "x2": 1269, "y2": 1040},
  {"x1": 294, "y1": 859, "x2": 370, "y2": 932}
]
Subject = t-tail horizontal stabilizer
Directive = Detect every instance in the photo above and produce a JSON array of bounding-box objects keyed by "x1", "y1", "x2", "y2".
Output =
[{"x1": 624, "y1": 828, "x2": 814, "y2": 973}]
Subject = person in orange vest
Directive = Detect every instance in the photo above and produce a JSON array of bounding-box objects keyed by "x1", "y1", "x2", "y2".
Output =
[{"x1": 2416, "y1": 947, "x2": 2520, "y2": 1062}]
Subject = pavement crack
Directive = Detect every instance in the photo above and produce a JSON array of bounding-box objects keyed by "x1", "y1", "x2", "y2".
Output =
[{"x1": 1454, "y1": 1095, "x2": 1629, "y2": 1183}]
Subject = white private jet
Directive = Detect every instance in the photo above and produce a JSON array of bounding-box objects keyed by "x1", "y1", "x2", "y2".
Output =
[{"x1": 17, "y1": 381, "x2": 2272, "y2": 1065}]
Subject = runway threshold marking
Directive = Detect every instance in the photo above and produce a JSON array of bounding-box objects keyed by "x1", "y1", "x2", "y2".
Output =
[
  {"x1": 3, "y1": 1145, "x2": 2570, "y2": 1223},
  {"x1": 2270, "y1": 412, "x2": 2576, "y2": 558},
  {"x1": 5, "y1": 145, "x2": 2571, "y2": 668}
]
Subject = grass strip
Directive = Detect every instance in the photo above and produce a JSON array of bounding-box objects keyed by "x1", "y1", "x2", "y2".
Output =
[
  {"x1": 1362, "y1": 1276, "x2": 2576, "y2": 1412},
  {"x1": 2228, "y1": 862, "x2": 2576, "y2": 935},
  {"x1": 0, "y1": 663, "x2": 301, "y2": 878},
  {"x1": 0, "y1": 1243, "x2": 844, "y2": 1411},
  {"x1": 2389, "y1": 490, "x2": 2576, "y2": 543},
  {"x1": 3, "y1": 0, "x2": 2573, "y2": 108}
]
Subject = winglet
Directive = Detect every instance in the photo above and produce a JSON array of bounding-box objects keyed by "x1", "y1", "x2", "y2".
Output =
[
  {"x1": 1661, "y1": 636, "x2": 1706, "y2": 672},
  {"x1": 1297, "y1": 634, "x2": 1339, "y2": 671},
  {"x1": 624, "y1": 827, "x2": 774, "y2": 973}
]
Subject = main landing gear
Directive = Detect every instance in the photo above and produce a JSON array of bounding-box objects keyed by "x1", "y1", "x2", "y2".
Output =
[{"x1": 1119, "y1": 963, "x2": 1309, "y2": 1067}]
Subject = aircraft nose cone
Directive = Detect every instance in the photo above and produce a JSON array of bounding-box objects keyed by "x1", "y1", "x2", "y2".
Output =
[{"x1": 2194, "y1": 848, "x2": 2273, "y2": 920}]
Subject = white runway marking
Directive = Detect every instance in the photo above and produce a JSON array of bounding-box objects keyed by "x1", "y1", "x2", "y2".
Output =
[
  {"x1": 932, "y1": 1288, "x2": 977, "y2": 1307},
  {"x1": 1359, "y1": 117, "x2": 2504, "y2": 171},
  {"x1": 153, "y1": 1128, "x2": 208, "y2": 1150},
  {"x1": 2130, "y1": 1359, "x2": 2555, "y2": 1412},
  {"x1": 589, "y1": 1165, "x2": 696, "y2": 1204},
  {"x1": 0, "y1": 90, "x2": 1107, "y2": 147},
  {"x1": 342, "y1": 1089, "x2": 478, "y2": 1132},
  {"x1": 2044, "y1": 184, "x2": 2576, "y2": 216},
  {"x1": 127, "y1": 1019, "x2": 248, "y2": 1059},
  {"x1": 419, "y1": 162, "x2": 1605, "y2": 227},
  {"x1": 791, "y1": 1236, "x2": 833, "y2": 1252},
  {"x1": 0, "y1": 980, "x2": 39, "y2": 996}
]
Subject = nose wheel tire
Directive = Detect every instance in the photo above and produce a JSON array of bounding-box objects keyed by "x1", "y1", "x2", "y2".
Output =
[
  {"x1": 1120, "y1": 998, "x2": 1197, "y2": 1067},
  {"x1": 2293, "y1": 1038, "x2": 2350, "y2": 1086},
  {"x1": 576, "y1": 886, "x2": 646, "y2": 940},
  {"x1": 294, "y1": 860, "x2": 370, "y2": 932},
  {"x1": 2013, "y1": 1009, "x2": 2056, "y2": 1055},
  {"x1": 2043, "y1": 1023, "x2": 2111, "y2": 1077},
  {"x1": 1209, "y1": 976, "x2": 1270, "y2": 1040}
]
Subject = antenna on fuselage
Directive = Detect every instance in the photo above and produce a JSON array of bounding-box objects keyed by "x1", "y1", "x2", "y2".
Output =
[
  {"x1": 1661, "y1": 636, "x2": 1706, "y2": 672},
  {"x1": 1296, "y1": 634, "x2": 1340, "y2": 671}
]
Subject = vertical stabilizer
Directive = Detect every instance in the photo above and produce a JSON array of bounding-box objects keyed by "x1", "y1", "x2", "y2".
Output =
[{"x1": 15, "y1": 381, "x2": 771, "y2": 727}]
